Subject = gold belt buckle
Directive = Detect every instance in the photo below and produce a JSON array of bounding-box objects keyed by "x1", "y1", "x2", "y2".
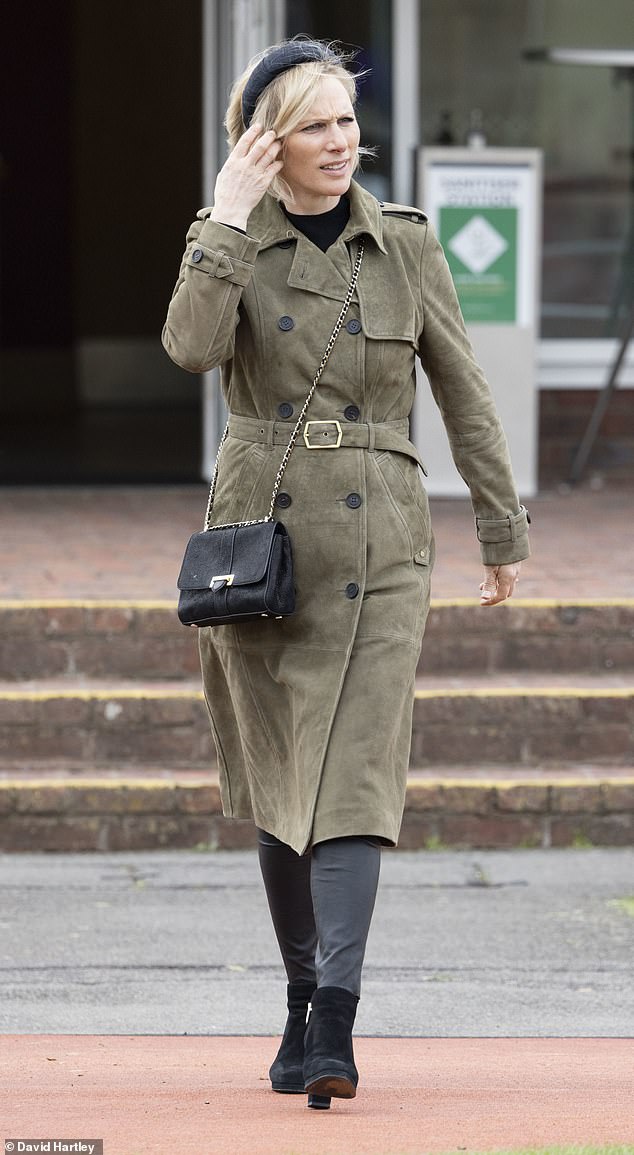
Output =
[{"x1": 303, "y1": 420, "x2": 343, "y2": 449}]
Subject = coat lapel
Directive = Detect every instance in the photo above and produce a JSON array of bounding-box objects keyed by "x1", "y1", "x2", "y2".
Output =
[{"x1": 246, "y1": 183, "x2": 416, "y2": 340}]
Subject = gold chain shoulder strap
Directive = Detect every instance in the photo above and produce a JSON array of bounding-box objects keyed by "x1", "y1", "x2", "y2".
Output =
[{"x1": 203, "y1": 238, "x2": 365, "y2": 531}]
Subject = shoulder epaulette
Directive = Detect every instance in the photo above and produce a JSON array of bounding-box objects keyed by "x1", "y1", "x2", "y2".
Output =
[{"x1": 379, "y1": 201, "x2": 428, "y2": 223}]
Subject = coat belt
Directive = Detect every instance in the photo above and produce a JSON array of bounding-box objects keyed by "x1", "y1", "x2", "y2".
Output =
[{"x1": 227, "y1": 414, "x2": 427, "y2": 473}]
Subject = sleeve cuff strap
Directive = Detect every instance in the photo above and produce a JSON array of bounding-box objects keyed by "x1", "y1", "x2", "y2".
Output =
[
  {"x1": 476, "y1": 505, "x2": 531, "y2": 544},
  {"x1": 185, "y1": 243, "x2": 254, "y2": 287}
]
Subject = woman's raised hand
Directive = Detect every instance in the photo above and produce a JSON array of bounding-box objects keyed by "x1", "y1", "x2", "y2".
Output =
[
  {"x1": 209, "y1": 124, "x2": 284, "y2": 231},
  {"x1": 479, "y1": 562, "x2": 521, "y2": 606}
]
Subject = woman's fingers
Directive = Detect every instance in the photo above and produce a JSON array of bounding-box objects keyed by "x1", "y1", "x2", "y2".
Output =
[
  {"x1": 479, "y1": 563, "x2": 521, "y2": 606},
  {"x1": 210, "y1": 125, "x2": 283, "y2": 224},
  {"x1": 235, "y1": 124, "x2": 280, "y2": 164},
  {"x1": 479, "y1": 568, "x2": 498, "y2": 604},
  {"x1": 228, "y1": 129, "x2": 282, "y2": 184},
  {"x1": 232, "y1": 121, "x2": 269, "y2": 156}
]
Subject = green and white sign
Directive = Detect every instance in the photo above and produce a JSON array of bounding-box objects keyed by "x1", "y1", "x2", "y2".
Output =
[
  {"x1": 440, "y1": 206, "x2": 518, "y2": 323},
  {"x1": 415, "y1": 147, "x2": 543, "y2": 498},
  {"x1": 420, "y1": 155, "x2": 539, "y2": 328}
]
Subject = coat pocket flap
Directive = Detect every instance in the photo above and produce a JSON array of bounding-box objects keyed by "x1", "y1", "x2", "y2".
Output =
[{"x1": 177, "y1": 522, "x2": 284, "y2": 590}]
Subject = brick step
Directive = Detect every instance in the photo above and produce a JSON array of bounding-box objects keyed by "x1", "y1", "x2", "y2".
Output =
[
  {"x1": 0, "y1": 675, "x2": 632, "y2": 767},
  {"x1": 412, "y1": 673, "x2": 634, "y2": 767},
  {"x1": 0, "y1": 766, "x2": 632, "y2": 851},
  {"x1": 0, "y1": 680, "x2": 211, "y2": 767},
  {"x1": 1, "y1": 598, "x2": 633, "y2": 681}
]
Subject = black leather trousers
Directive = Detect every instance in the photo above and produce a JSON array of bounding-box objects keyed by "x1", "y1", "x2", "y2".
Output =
[{"x1": 256, "y1": 828, "x2": 381, "y2": 997}]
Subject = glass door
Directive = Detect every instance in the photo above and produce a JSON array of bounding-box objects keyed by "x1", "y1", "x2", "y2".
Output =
[{"x1": 285, "y1": 0, "x2": 394, "y2": 201}]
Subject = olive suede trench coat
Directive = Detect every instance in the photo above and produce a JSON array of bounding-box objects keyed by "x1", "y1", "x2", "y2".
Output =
[{"x1": 163, "y1": 179, "x2": 529, "y2": 855}]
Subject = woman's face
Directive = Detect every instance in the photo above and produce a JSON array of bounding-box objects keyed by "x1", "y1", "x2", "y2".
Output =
[{"x1": 280, "y1": 76, "x2": 360, "y2": 214}]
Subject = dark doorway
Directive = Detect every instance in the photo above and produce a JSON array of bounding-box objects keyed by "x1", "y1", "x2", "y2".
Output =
[{"x1": 0, "y1": 0, "x2": 203, "y2": 482}]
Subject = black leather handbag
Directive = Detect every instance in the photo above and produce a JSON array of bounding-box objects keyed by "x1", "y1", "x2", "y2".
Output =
[
  {"x1": 177, "y1": 519, "x2": 294, "y2": 627},
  {"x1": 177, "y1": 240, "x2": 364, "y2": 629}
]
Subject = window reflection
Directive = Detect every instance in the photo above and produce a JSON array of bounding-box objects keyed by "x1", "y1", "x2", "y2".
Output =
[{"x1": 419, "y1": 0, "x2": 632, "y2": 339}]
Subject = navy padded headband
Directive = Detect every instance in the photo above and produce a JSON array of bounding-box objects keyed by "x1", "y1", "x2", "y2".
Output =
[{"x1": 241, "y1": 42, "x2": 341, "y2": 129}]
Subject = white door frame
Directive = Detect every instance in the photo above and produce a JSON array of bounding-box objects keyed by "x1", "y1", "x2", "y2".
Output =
[
  {"x1": 201, "y1": 0, "x2": 285, "y2": 478},
  {"x1": 392, "y1": 0, "x2": 420, "y2": 205}
]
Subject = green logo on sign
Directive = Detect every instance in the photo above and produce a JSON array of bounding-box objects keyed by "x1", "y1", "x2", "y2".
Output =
[{"x1": 440, "y1": 207, "x2": 517, "y2": 323}]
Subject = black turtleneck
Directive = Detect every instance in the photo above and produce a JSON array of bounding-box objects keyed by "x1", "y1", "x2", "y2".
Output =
[{"x1": 283, "y1": 196, "x2": 350, "y2": 252}]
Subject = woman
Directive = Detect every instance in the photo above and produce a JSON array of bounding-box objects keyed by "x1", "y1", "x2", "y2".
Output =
[{"x1": 163, "y1": 39, "x2": 529, "y2": 1108}]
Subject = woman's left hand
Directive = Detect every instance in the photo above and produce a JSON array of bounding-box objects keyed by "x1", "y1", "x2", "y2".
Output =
[{"x1": 479, "y1": 562, "x2": 521, "y2": 606}]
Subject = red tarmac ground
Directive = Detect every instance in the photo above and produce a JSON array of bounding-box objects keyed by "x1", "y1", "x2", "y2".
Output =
[{"x1": 3, "y1": 1035, "x2": 633, "y2": 1154}]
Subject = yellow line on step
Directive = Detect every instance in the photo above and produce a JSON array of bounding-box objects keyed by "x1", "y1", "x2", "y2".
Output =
[
  {"x1": 429, "y1": 597, "x2": 634, "y2": 608},
  {"x1": 0, "y1": 597, "x2": 633, "y2": 610},
  {"x1": 0, "y1": 689, "x2": 204, "y2": 701},
  {"x1": 0, "y1": 599, "x2": 175, "y2": 610},
  {"x1": 0, "y1": 776, "x2": 631, "y2": 792},
  {"x1": 414, "y1": 686, "x2": 634, "y2": 699},
  {"x1": 0, "y1": 686, "x2": 632, "y2": 702},
  {"x1": 0, "y1": 778, "x2": 209, "y2": 790},
  {"x1": 406, "y1": 776, "x2": 634, "y2": 789}
]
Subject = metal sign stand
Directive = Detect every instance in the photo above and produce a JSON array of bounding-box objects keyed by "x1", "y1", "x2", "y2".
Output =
[
  {"x1": 416, "y1": 147, "x2": 542, "y2": 497},
  {"x1": 568, "y1": 306, "x2": 634, "y2": 483}
]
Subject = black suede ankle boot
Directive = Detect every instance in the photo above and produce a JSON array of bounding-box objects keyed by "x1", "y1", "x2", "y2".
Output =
[
  {"x1": 302, "y1": 985, "x2": 359, "y2": 1099},
  {"x1": 269, "y1": 980, "x2": 316, "y2": 1093}
]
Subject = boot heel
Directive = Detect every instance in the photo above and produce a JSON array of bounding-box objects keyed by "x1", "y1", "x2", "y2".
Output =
[
  {"x1": 307, "y1": 1093, "x2": 331, "y2": 1109},
  {"x1": 302, "y1": 986, "x2": 360, "y2": 1100}
]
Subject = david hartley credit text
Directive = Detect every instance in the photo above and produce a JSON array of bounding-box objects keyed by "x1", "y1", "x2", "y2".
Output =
[{"x1": 5, "y1": 1144, "x2": 102, "y2": 1154}]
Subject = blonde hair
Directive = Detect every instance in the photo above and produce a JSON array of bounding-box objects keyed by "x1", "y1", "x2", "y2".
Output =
[{"x1": 225, "y1": 40, "x2": 371, "y2": 201}]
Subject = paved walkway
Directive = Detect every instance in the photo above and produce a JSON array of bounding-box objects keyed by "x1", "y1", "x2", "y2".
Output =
[
  {"x1": 0, "y1": 482, "x2": 632, "y2": 600},
  {"x1": 1, "y1": 485, "x2": 633, "y2": 1153},
  {"x1": 3, "y1": 849, "x2": 634, "y2": 1151},
  {"x1": 3, "y1": 1036, "x2": 633, "y2": 1154}
]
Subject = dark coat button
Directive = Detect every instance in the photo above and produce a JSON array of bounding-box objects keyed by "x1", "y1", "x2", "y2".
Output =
[
  {"x1": 275, "y1": 492, "x2": 292, "y2": 509},
  {"x1": 345, "y1": 582, "x2": 360, "y2": 599},
  {"x1": 344, "y1": 405, "x2": 360, "y2": 422},
  {"x1": 277, "y1": 239, "x2": 293, "y2": 249},
  {"x1": 191, "y1": 248, "x2": 203, "y2": 263},
  {"x1": 278, "y1": 402, "x2": 294, "y2": 419},
  {"x1": 346, "y1": 318, "x2": 362, "y2": 334},
  {"x1": 278, "y1": 315, "x2": 295, "y2": 331},
  {"x1": 345, "y1": 493, "x2": 362, "y2": 509}
]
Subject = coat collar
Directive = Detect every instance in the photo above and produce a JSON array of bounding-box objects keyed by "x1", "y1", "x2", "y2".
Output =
[{"x1": 247, "y1": 180, "x2": 388, "y2": 255}]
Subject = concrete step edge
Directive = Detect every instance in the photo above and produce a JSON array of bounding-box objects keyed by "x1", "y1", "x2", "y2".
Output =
[
  {"x1": 1, "y1": 596, "x2": 634, "y2": 610},
  {"x1": 2, "y1": 775, "x2": 632, "y2": 849},
  {"x1": 1, "y1": 682, "x2": 633, "y2": 700},
  {"x1": 0, "y1": 773, "x2": 632, "y2": 792},
  {"x1": 0, "y1": 685, "x2": 204, "y2": 700}
]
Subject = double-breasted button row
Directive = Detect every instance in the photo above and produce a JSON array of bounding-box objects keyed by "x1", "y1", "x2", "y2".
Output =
[
  {"x1": 277, "y1": 314, "x2": 361, "y2": 334},
  {"x1": 275, "y1": 492, "x2": 292, "y2": 509},
  {"x1": 344, "y1": 404, "x2": 360, "y2": 422},
  {"x1": 278, "y1": 402, "x2": 294, "y2": 418}
]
